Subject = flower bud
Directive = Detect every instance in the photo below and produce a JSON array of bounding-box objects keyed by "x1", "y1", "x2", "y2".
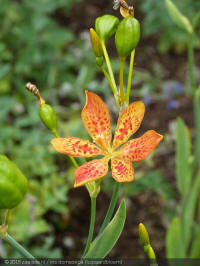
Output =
[
  {"x1": 95, "y1": 15, "x2": 120, "y2": 41},
  {"x1": 96, "y1": 56, "x2": 104, "y2": 67},
  {"x1": 0, "y1": 155, "x2": 28, "y2": 209},
  {"x1": 139, "y1": 223, "x2": 150, "y2": 246},
  {"x1": 115, "y1": 17, "x2": 140, "y2": 58},
  {"x1": 86, "y1": 181, "x2": 101, "y2": 198},
  {"x1": 39, "y1": 103, "x2": 57, "y2": 135},
  {"x1": 90, "y1": 28, "x2": 102, "y2": 57},
  {"x1": 147, "y1": 246, "x2": 156, "y2": 260}
]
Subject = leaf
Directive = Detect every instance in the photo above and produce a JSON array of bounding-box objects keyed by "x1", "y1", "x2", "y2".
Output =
[
  {"x1": 176, "y1": 118, "x2": 192, "y2": 195},
  {"x1": 83, "y1": 200, "x2": 126, "y2": 259},
  {"x1": 194, "y1": 88, "x2": 200, "y2": 167},
  {"x1": 166, "y1": 217, "x2": 186, "y2": 258},
  {"x1": 182, "y1": 170, "x2": 200, "y2": 251},
  {"x1": 165, "y1": 0, "x2": 193, "y2": 34},
  {"x1": 190, "y1": 225, "x2": 200, "y2": 258}
]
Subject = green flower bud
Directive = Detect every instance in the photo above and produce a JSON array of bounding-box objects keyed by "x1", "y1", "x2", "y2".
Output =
[
  {"x1": 139, "y1": 223, "x2": 150, "y2": 246},
  {"x1": 95, "y1": 15, "x2": 120, "y2": 41},
  {"x1": 0, "y1": 155, "x2": 28, "y2": 209},
  {"x1": 147, "y1": 246, "x2": 156, "y2": 260},
  {"x1": 86, "y1": 181, "x2": 101, "y2": 198},
  {"x1": 90, "y1": 28, "x2": 102, "y2": 57},
  {"x1": 39, "y1": 103, "x2": 57, "y2": 134},
  {"x1": 115, "y1": 17, "x2": 140, "y2": 58},
  {"x1": 96, "y1": 56, "x2": 104, "y2": 67}
]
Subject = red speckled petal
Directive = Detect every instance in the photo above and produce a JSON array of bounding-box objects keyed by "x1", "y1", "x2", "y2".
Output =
[
  {"x1": 81, "y1": 91, "x2": 112, "y2": 151},
  {"x1": 74, "y1": 158, "x2": 108, "y2": 187},
  {"x1": 111, "y1": 157, "x2": 134, "y2": 182},
  {"x1": 112, "y1": 101, "x2": 145, "y2": 150},
  {"x1": 119, "y1": 130, "x2": 163, "y2": 162},
  {"x1": 51, "y1": 137, "x2": 103, "y2": 157}
]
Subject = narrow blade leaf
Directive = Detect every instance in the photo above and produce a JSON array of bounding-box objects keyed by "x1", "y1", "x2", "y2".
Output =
[
  {"x1": 83, "y1": 199, "x2": 126, "y2": 259},
  {"x1": 165, "y1": 0, "x2": 193, "y2": 34},
  {"x1": 176, "y1": 118, "x2": 192, "y2": 195},
  {"x1": 182, "y1": 171, "x2": 200, "y2": 250},
  {"x1": 166, "y1": 217, "x2": 186, "y2": 258}
]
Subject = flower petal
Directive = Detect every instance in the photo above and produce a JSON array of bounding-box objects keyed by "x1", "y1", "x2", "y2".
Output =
[
  {"x1": 119, "y1": 130, "x2": 163, "y2": 162},
  {"x1": 74, "y1": 158, "x2": 108, "y2": 187},
  {"x1": 111, "y1": 157, "x2": 134, "y2": 182},
  {"x1": 81, "y1": 91, "x2": 112, "y2": 151},
  {"x1": 112, "y1": 101, "x2": 145, "y2": 150},
  {"x1": 51, "y1": 137, "x2": 103, "y2": 157}
]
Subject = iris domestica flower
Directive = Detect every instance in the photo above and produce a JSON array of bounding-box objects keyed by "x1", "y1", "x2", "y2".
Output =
[{"x1": 51, "y1": 91, "x2": 163, "y2": 187}]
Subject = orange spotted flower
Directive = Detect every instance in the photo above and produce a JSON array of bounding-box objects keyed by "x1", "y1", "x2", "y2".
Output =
[{"x1": 51, "y1": 91, "x2": 163, "y2": 187}]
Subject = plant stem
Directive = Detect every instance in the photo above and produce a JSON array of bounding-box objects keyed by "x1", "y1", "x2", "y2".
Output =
[
  {"x1": 101, "y1": 40, "x2": 118, "y2": 96},
  {"x1": 5, "y1": 233, "x2": 37, "y2": 260},
  {"x1": 98, "y1": 181, "x2": 120, "y2": 234},
  {"x1": 126, "y1": 50, "x2": 135, "y2": 104},
  {"x1": 82, "y1": 197, "x2": 96, "y2": 256},
  {"x1": 119, "y1": 57, "x2": 125, "y2": 106},
  {"x1": 188, "y1": 33, "x2": 196, "y2": 94},
  {"x1": 100, "y1": 66, "x2": 120, "y2": 108}
]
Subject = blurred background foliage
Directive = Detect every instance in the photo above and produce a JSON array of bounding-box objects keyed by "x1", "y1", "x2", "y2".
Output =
[{"x1": 0, "y1": 0, "x2": 199, "y2": 258}]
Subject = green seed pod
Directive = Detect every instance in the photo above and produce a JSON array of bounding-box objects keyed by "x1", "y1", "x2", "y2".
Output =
[
  {"x1": 96, "y1": 56, "x2": 104, "y2": 67},
  {"x1": 0, "y1": 155, "x2": 28, "y2": 209},
  {"x1": 95, "y1": 15, "x2": 120, "y2": 41},
  {"x1": 39, "y1": 103, "x2": 57, "y2": 134},
  {"x1": 90, "y1": 28, "x2": 102, "y2": 57},
  {"x1": 115, "y1": 17, "x2": 140, "y2": 58},
  {"x1": 139, "y1": 223, "x2": 150, "y2": 246}
]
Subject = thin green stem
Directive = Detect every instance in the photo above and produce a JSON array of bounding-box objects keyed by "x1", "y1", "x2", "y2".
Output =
[
  {"x1": 100, "y1": 66, "x2": 120, "y2": 108},
  {"x1": 101, "y1": 40, "x2": 118, "y2": 96},
  {"x1": 82, "y1": 197, "x2": 96, "y2": 256},
  {"x1": 5, "y1": 233, "x2": 38, "y2": 260},
  {"x1": 188, "y1": 33, "x2": 196, "y2": 94},
  {"x1": 98, "y1": 181, "x2": 120, "y2": 234},
  {"x1": 126, "y1": 50, "x2": 135, "y2": 104},
  {"x1": 119, "y1": 57, "x2": 125, "y2": 106}
]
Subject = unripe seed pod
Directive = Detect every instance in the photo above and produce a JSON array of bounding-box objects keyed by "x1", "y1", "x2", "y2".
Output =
[
  {"x1": 0, "y1": 155, "x2": 28, "y2": 209},
  {"x1": 39, "y1": 103, "x2": 57, "y2": 134},
  {"x1": 115, "y1": 17, "x2": 140, "y2": 58},
  {"x1": 90, "y1": 28, "x2": 102, "y2": 57},
  {"x1": 139, "y1": 223, "x2": 150, "y2": 246},
  {"x1": 95, "y1": 15, "x2": 120, "y2": 41},
  {"x1": 96, "y1": 56, "x2": 104, "y2": 67}
]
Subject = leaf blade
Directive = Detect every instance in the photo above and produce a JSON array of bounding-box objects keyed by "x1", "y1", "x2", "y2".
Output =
[
  {"x1": 165, "y1": 0, "x2": 193, "y2": 34},
  {"x1": 83, "y1": 199, "x2": 126, "y2": 259}
]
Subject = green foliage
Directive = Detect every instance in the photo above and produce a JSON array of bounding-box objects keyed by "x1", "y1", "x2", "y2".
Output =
[
  {"x1": 165, "y1": 0, "x2": 193, "y2": 34},
  {"x1": 83, "y1": 200, "x2": 126, "y2": 259},
  {"x1": 176, "y1": 118, "x2": 192, "y2": 195},
  {"x1": 166, "y1": 217, "x2": 185, "y2": 257},
  {"x1": 140, "y1": 0, "x2": 200, "y2": 52},
  {"x1": 166, "y1": 118, "x2": 200, "y2": 258}
]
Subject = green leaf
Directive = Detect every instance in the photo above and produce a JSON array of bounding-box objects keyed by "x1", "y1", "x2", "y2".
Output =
[
  {"x1": 182, "y1": 170, "x2": 200, "y2": 250},
  {"x1": 165, "y1": 0, "x2": 193, "y2": 34},
  {"x1": 166, "y1": 217, "x2": 185, "y2": 258},
  {"x1": 194, "y1": 87, "x2": 200, "y2": 167},
  {"x1": 83, "y1": 200, "x2": 126, "y2": 259},
  {"x1": 176, "y1": 118, "x2": 192, "y2": 195},
  {"x1": 190, "y1": 225, "x2": 200, "y2": 258}
]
